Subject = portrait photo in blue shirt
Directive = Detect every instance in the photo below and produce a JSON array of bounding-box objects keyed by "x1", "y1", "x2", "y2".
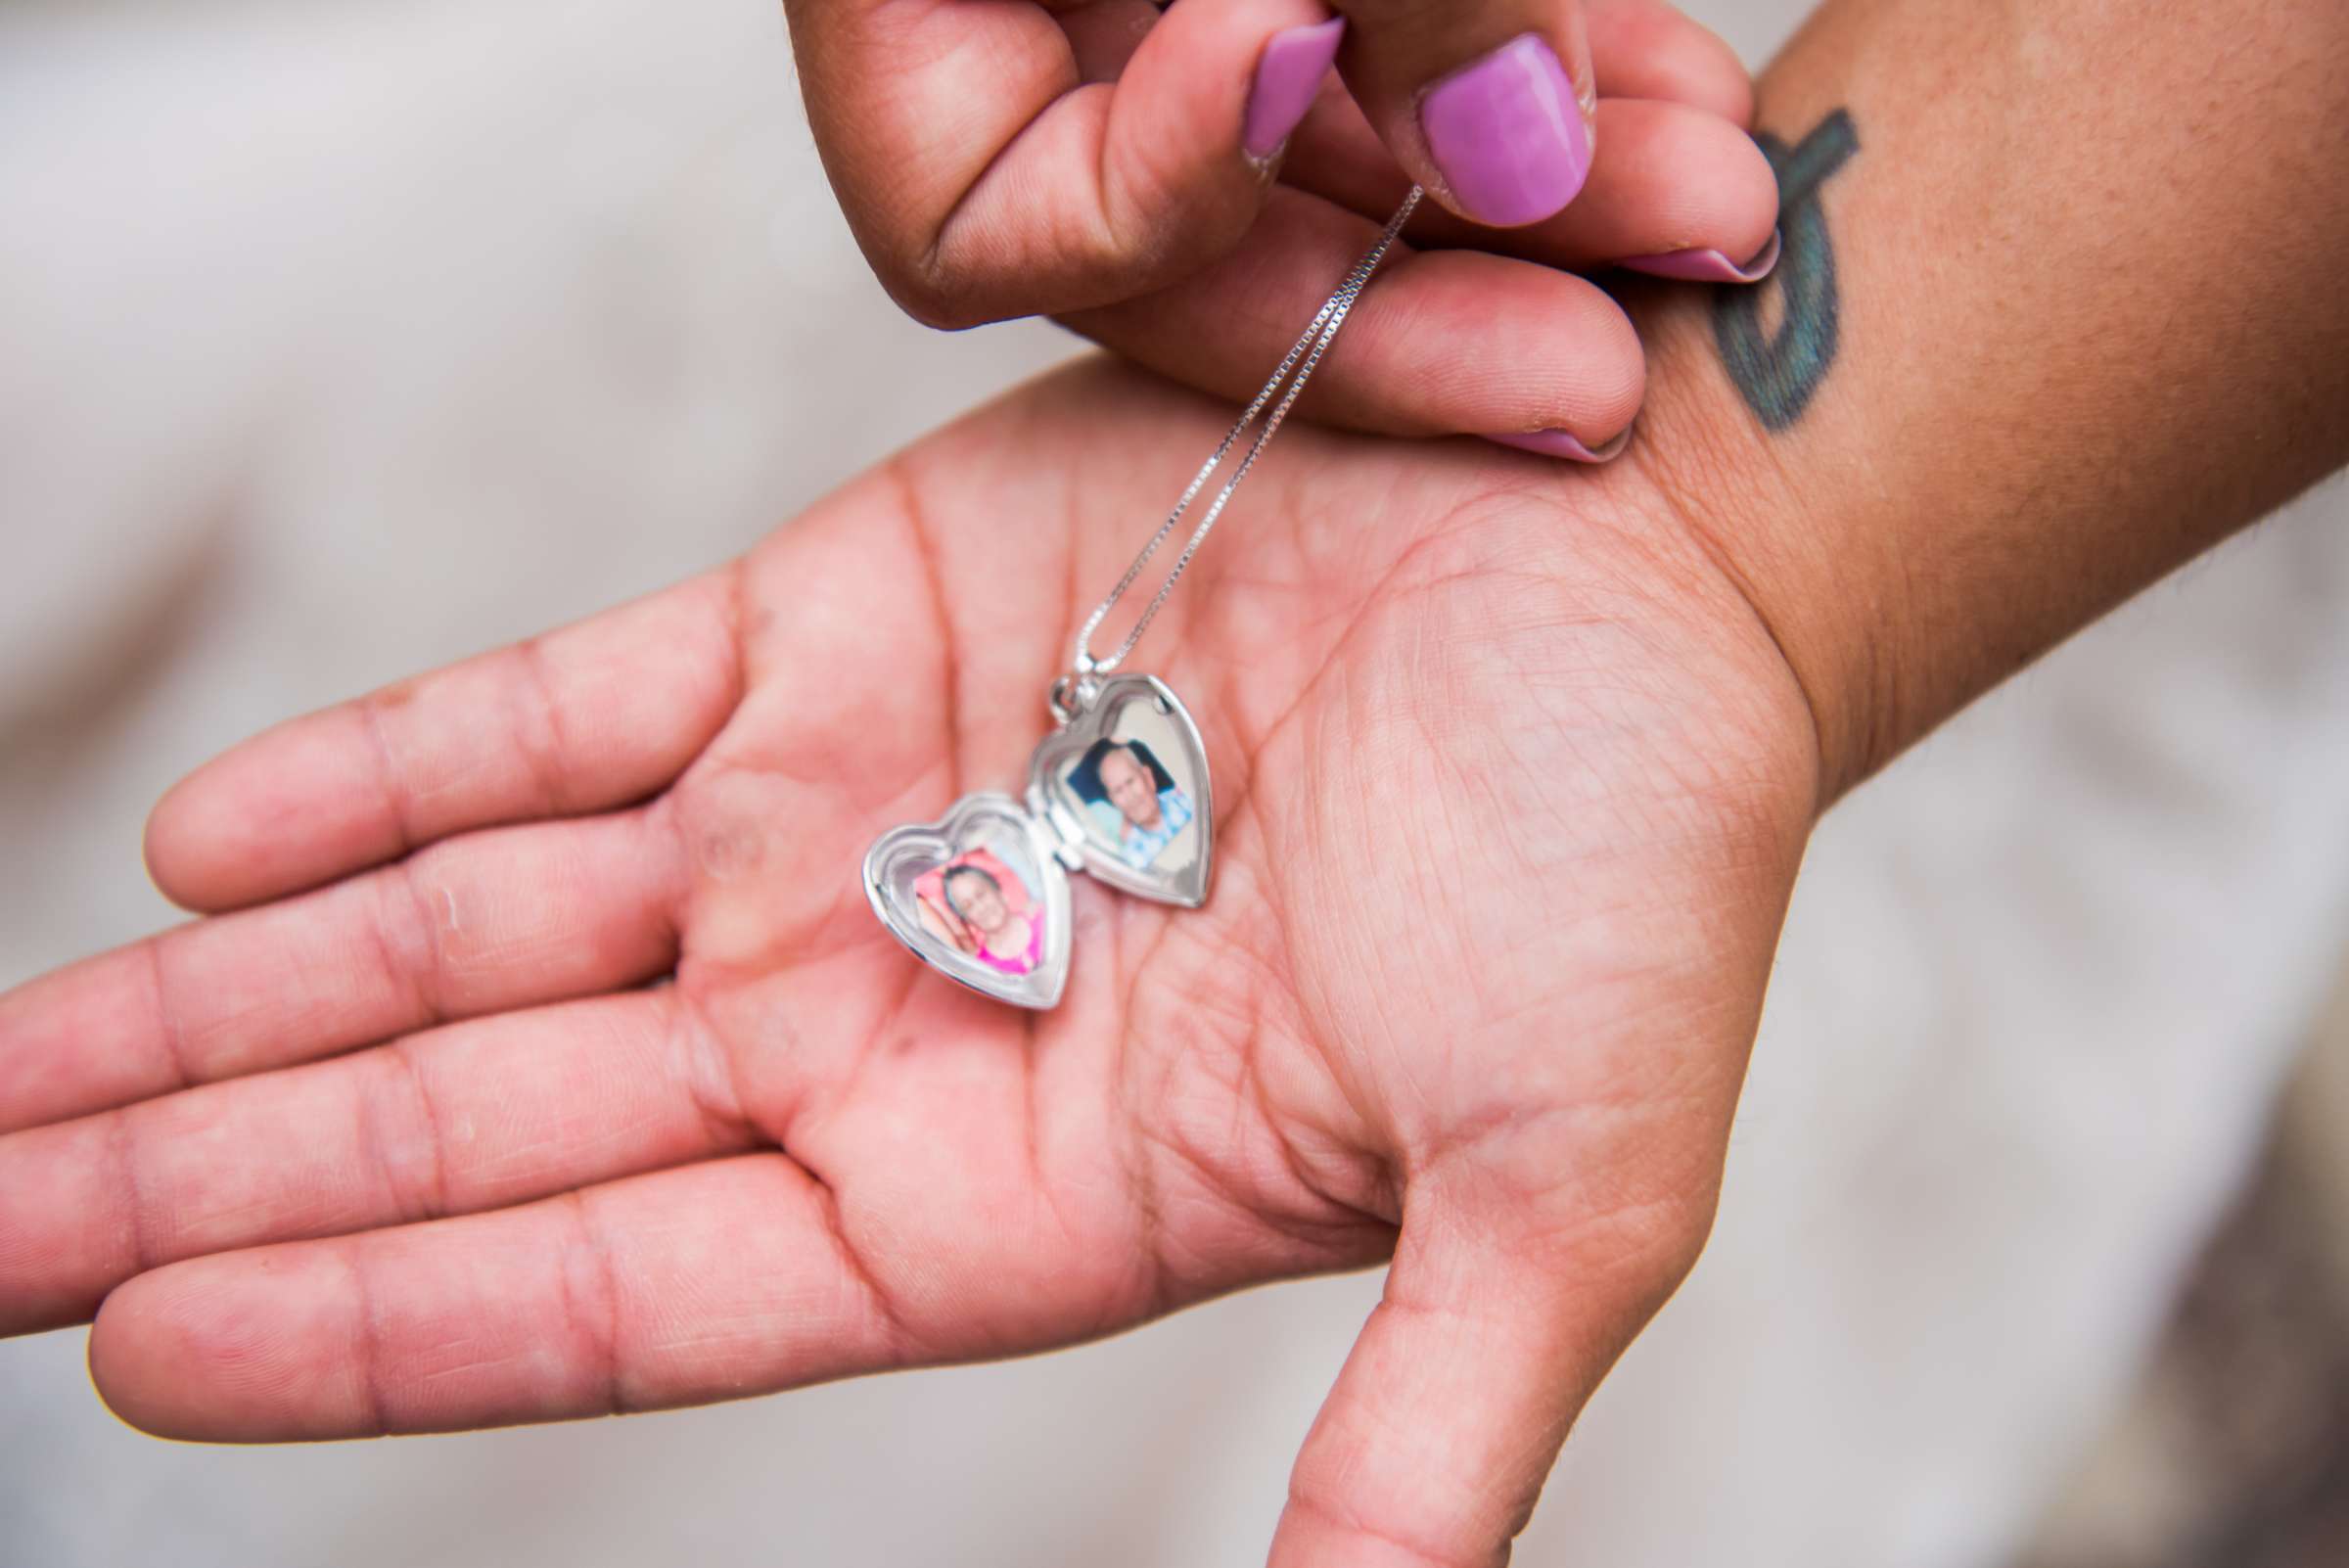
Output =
[{"x1": 1065, "y1": 738, "x2": 1195, "y2": 871}]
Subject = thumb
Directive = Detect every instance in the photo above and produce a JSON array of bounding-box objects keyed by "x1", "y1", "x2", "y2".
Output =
[
  {"x1": 1267, "y1": 1180, "x2": 1702, "y2": 1567},
  {"x1": 1328, "y1": 0, "x2": 1598, "y2": 230}
]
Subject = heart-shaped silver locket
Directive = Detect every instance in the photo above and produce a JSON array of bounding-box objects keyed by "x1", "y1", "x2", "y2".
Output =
[
  {"x1": 863, "y1": 792, "x2": 1076, "y2": 1011},
  {"x1": 863, "y1": 674, "x2": 1214, "y2": 1009},
  {"x1": 1027, "y1": 674, "x2": 1214, "y2": 910}
]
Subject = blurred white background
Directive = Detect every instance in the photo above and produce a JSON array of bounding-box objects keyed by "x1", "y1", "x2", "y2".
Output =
[{"x1": 5, "y1": 1, "x2": 2348, "y2": 1563}]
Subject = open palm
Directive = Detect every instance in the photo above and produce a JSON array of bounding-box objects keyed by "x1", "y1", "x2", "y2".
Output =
[{"x1": 1, "y1": 357, "x2": 1817, "y2": 1566}]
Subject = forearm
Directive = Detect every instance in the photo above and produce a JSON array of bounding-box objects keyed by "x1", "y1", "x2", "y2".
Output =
[{"x1": 1626, "y1": 0, "x2": 2349, "y2": 804}]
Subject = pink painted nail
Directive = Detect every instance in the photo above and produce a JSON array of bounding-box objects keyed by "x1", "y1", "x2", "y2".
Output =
[
  {"x1": 1420, "y1": 34, "x2": 1590, "y2": 227},
  {"x1": 1244, "y1": 18, "x2": 1346, "y2": 161},
  {"x1": 1483, "y1": 426, "x2": 1632, "y2": 463},
  {"x1": 1618, "y1": 228, "x2": 1782, "y2": 284}
]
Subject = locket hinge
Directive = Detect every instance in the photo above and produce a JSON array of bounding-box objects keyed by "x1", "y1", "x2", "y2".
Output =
[{"x1": 1026, "y1": 780, "x2": 1090, "y2": 872}]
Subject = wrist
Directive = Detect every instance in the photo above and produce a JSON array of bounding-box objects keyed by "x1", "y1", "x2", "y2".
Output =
[
  {"x1": 1495, "y1": 379, "x2": 1832, "y2": 841},
  {"x1": 1607, "y1": 1, "x2": 2349, "y2": 813},
  {"x1": 1615, "y1": 286, "x2": 1894, "y2": 813}
]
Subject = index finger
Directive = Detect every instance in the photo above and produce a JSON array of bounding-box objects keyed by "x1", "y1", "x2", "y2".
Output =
[
  {"x1": 784, "y1": 0, "x2": 1341, "y2": 328},
  {"x1": 145, "y1": 573, "x2": 742, "y2": 913}
]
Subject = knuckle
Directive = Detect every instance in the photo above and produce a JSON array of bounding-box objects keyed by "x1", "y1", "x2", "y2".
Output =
[
  {"x1": 364, "y1": 1041, "x2": 451, "y2": 1224},
  {"x1": 373, "y1": 859, "x2": 449, "y2": 1023},
  {"x1": 870, "y1": 238, "x2": 997, "y2": 332},
  {"x1": 883, "y1": 269, "x2": 988, "y2": 332}
]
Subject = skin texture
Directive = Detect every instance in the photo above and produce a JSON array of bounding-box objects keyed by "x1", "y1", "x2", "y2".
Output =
[
  {"x1": 3, "y1": 0, "x2": 2348, "y2": 1564},
  {"x1": 1668, "y1": 0, "x2": 2349, "y2": 798},
  {"x1": 0, "y1": 360, "x2": 1817, "y2": 1567},
  {"x1": 785, "y1": 0, "x2": 1780, "y2": 444}
]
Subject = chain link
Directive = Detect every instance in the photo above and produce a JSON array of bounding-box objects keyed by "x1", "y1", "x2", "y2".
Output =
[{"x1": 1062, "y1": 187, "x2": 1424, "y2": 698}]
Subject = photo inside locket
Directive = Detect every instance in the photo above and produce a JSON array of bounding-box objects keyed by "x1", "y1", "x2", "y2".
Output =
[
  {"x1": 1055, "y1": 702, "x2": 1201, "y2": 877},
  {"x1": 905, "y1": 822, "x2": 1049, "y2": 980}
]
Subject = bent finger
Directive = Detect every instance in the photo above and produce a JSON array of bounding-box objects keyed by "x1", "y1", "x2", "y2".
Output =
[
  {"x1": 786, "y1": 0, "x2": 1343, "y2": 328},
  {"x1": 1585, "y1": 0, "x2": 1754, "y2": 125},
  {"x1": 1286, "y1": 95, "x2": 1779, "y2": 277},
  {"x1": 1059, "y1": 189, "x2": 1643, "y2": 453}
]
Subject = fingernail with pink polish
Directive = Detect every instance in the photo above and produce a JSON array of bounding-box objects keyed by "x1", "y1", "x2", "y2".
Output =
[
  {"x1": 1484, "y1": 426, "x2": 1632, "y2": 464},
  {"x1": 1619, "y1": 228, "x2": 1782, "y2": 284},
  {"x1": 1244, "y1": 18, "x2": 1346, "y2": 161},
  {"x1": 1420, "y1": 34, "x2": 1590, "y2": 227}
]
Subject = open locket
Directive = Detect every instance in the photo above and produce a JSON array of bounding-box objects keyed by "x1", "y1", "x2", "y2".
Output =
[
  {"x1": 859, "y1": 188, "x2": 1421, "y2": 1013},
  {"x1": 862, "y1": 674, "x2": 1215, "y2": 1009}
]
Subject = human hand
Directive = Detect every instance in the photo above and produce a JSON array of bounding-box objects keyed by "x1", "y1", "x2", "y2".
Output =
[
  {"x1": 0, "y1": 356, "x2": 1817, "y2": 1563},
  {"x1": 788, "y1": 0, "x2": 1781, "y2": 453}
]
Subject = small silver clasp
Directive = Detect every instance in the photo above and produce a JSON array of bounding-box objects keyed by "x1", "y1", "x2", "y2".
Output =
[{"x1": 1047, "y1": 669, "x2": 1100, "y2": 725}]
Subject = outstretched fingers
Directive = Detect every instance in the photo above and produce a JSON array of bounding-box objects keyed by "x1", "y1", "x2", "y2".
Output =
[
  {"x1": 144, "y1": 573, "x2": 742, "y2": 913},
  {"x1": 0, "y1": 988, "x2": 761, "y2": 1337},
  {"x1": 0, "y1": 807, "x2": 686, "y2": 1135},
  {"x1": 87, "y1": 1155, "x2": 907, "y2": 1441}
]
